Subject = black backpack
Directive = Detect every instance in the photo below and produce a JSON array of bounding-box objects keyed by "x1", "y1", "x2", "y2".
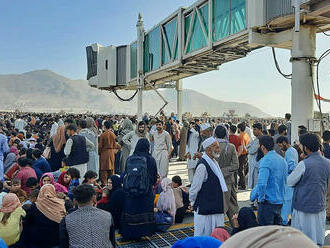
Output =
[{"x1": 123, "y1": 155, "x2": 149, "y2": 197}]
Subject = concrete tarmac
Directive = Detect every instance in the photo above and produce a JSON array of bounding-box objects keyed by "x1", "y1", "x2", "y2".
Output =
[{"x1": 168, "y1": 160, "x2": 330, "y2": 245}]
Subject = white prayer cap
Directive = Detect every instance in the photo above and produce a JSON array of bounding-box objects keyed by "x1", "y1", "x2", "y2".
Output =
[
  {"x1": 202, "y1": 137, "x2": 217, "y2": 150},
  {"x1": 200, "y1": 123, "x2": 211, "y2": 131}
]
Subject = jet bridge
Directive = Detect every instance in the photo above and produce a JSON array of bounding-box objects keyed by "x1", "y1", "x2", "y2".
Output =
[
  {"x1": 86, "y1": 0, "x2": 330, "y2": 139},
  {"x1": 86, "y1": 0, "x2": 330, "y2": 90}
]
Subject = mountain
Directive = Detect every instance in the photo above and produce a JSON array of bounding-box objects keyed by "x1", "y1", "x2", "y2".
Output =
[{"x1": 0, "y1": 70, "x2": 271, "y2": 117}]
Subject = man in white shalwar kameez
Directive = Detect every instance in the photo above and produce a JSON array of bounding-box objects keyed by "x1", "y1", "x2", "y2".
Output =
[
  {"x1": 186, "y1": 122, "x2": 200, "y2": 184},
  {"x1": 152, "y1": 120, "x2": 173, "y2": 178},
  {"x1": 277, "y1": 136, "x2": 298, "y2": 225},
  {"x1": 14, "y1": 118, "x2": 27, "y2": 132},
  {"x1": 246, "y1": 123, "x2": 263, "y2": 189},
  {"x1": 189, "y1": 137, "x2": 228, "y2": 236},
  {"x1": 50, "y1": 118, "x2": 59, "y2": 138}
]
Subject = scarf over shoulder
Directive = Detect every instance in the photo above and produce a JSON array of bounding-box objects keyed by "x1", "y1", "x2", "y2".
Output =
[
  {"x1": 35, "y1": 184, "x2": 66, "y2": 223},
  {"x1": 52, "y1": 126, "x2": 66, "y2": 153}
]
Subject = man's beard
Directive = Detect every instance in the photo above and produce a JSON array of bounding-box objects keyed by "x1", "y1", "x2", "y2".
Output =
[
  {"x1": 212, "y1": 151, "x2": 220, "y2": 158},
  {"x1": 157, "y1": 127, "x2": 162, "y2": 131},
  {"x1": 201, "y1": 134, "x2": 211, "y2": 139},
  {"x1": 303, "y1": 147, "x2": 308, "y2": 156},
  {"x1": 139, "y1": 129, "x2": 145, "y2": 133}
]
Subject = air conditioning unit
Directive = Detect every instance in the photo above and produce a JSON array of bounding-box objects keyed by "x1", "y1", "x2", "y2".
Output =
[
  {"x1": 248, "y1": 0, "x2": 294, "y2": 28},
  {"x1": 116, "y1": 45, "x2": 130, "y2": 86},
  {"x1": 86, "y1": 44, "x2": 117, "y2": 89},
  {"x1": 86, "y1": 43, "x2": 132, "y2": 89},
  {"x1": 248, "y1": 0, "x2": 267, "y2": 28},
  {"x1": 86, "y1": 44, "x2": 99, "y2": 87}
]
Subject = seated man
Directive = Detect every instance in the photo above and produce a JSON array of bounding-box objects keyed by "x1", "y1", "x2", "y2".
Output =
[
  {"x1": 171, "y1": 175, "x2": 189, "y2": 223},
  {"x1": 32, "y1": 148, "x2": 51, "y2": 174},
  {"x1": 60, "y1": 184, "x2": 115, "y2": 248},
  {"x1": 15, "y1": 158, "x2": 37, "y2": 195}
]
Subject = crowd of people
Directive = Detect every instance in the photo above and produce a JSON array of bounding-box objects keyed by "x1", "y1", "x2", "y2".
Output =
[{"x1": 0, "y1": 111, "x2": 329, "y2": 248}]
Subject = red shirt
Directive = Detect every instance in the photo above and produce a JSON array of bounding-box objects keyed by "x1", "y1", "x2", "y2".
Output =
[
  {"x1": 97, "y1": 196, "x2": 109, "y2": 206},
  {"x1": 15, "y1": 166, "x2": 37, "y2": 194},
  {"x1": 5, "y1": 163, "x2": 19, "y2": 180},
  {"x1": 229, "y1": 134, "x2": 242, "y2": 153},
  {"x1": 239, "y1": 132, "x2": 250, "y2": 155}
]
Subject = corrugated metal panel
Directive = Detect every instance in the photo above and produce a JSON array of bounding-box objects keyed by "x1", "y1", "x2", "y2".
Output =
[
  {"x1": 266, "y1": 0, "x2": 294, "y2": 22},
  {"x1": 116, "y1": 46, "x2": 127, "y2": 86},
  {"x1": 86, "y1": 46, "x2": 97, "y2": 80}
]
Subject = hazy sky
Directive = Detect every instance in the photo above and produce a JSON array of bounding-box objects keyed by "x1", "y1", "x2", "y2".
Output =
[{"x1": 1, "y1": 0, "x2": 329, "y2": 117}]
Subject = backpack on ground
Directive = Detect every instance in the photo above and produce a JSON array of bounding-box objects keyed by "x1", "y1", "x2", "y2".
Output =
[
  {"x1": 154, "y1": 211, "x2": 173, "y2": 232},
  {"x1": 123, "y1": 155, "x2": 149, "y2": 197}
]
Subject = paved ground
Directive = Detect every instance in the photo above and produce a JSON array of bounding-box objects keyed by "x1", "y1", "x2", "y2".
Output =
[{"x1": 168, "y1": 160, "x2": 330, "y2": 245}]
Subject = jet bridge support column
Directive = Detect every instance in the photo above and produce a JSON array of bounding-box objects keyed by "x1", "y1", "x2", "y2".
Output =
[
  {"x1": 291, "y1": 25, "x2": 316, "y2": 143},
  {"x1": 176, "y1": 79, "x2": 183, "y2": 122},
  {"x1": 137, "y1": 13, "x2": 144, "y2": 121}
]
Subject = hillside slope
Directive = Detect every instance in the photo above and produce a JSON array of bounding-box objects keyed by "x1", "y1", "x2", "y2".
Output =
[{"x1": 0, "y1": 70, "x2": 270, "y2": 117}]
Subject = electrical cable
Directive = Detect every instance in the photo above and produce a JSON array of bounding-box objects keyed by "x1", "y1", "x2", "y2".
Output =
[
  {"x1": 322, "y1": 31, "x2": 330, "y2": 37},
  {"x1": 318, "y1": 28, "x2": 330, "y2": 37},
  {"x1": 271, "y1": 47, "x2": 292, "y2": 79},
  {"x1": 310, "y1": 48, "x2": 330, "y2": 132},
  {"x1": 310, "y1": 62, "x2": 324, "y2": 132},
  {"x1": 318, "y1": 49, "x2": 330, "y2": 61},
  {"x1": 112, "y1": 89, "x2": 138, "y2": 102},
  {"x1": 316, "y1": 49, "x2": 330, "y2": 111}
]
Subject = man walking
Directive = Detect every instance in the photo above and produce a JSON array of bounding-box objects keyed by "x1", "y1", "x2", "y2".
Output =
[
  {"x1": 213, "y1": 125, "x2": 239, "y2": 227},
  {"x1": 229, "y1": 125, "x2": 242, "y2": 154},
  {"x1": 250, "y1": 135, "x2": 287, "y2": 226},
  {"x1": 246, "y1": 123, "x2": 263, "y2": 189},
  {"x1": 186, "y1": 121, "x2": 200, "y2": 184},
  {"x1": 60, "y1": 184, "x2": 115, "y2": 248},
  {"x1": 194, "y1": 123, "x2": 213, "y2": 160},
  {"x1": 50, "y1": 118, "x2": 59, "y2": 138},
  {"x1": 276, "y1": 136, "x2": 298, "y2": 225},
  {"x1": 199, "y1": 123, "x2": 212, "y2": 146},
  {"x1": 237, "y1": 122, "x2": 250, "y2": 190},
  {"x1": 284, "y1": 113, "x2": 292, "y2": 144},
  {"x1": 169, "y1": 118, "x2": 180, "y2": 158},
  {"x1": 79, "y1": 119, "x2": 99, "y2": 174},
  {"x1": 122, "y1": 121, "x2": 149, "y2": 156},
  {"x1": 98, "y1": 121, "x2": 121, "y2": 185},
  {"x1": 178, "y1": 121, "x2": 188, "y2": 161},
  {"x1": 151, "y1": 120, "x2": 173, "y2": 178},
  {"x1": 189, "y1": 137, "x2": 228, "y2": 236},
  {"x1": 288, "y1": 133, "x2": 330, "y2": 246},
  {"x1": 14, "y1": 116, "x2": 27, "y2": 132},
  {"x1": 273, "y1": 124, "x2": 288, "y2": 156}
]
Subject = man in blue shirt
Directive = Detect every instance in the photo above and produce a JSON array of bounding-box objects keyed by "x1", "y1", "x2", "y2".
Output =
[
  {"x1": 250, "y1": 135, "x2": 288, "y2": 225},
  {"x1": 322, "y1": 130, "x2": 330, "y2": 221},
  {"x1": 322, "y1": 130, "x2": 330, "y2": 159},
  {"x1": 276, "y1": 136, "x2": 299, "y2": 225},
  {"x1": 32, "y1": 148, "x2": 51, "y2": 178}
]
